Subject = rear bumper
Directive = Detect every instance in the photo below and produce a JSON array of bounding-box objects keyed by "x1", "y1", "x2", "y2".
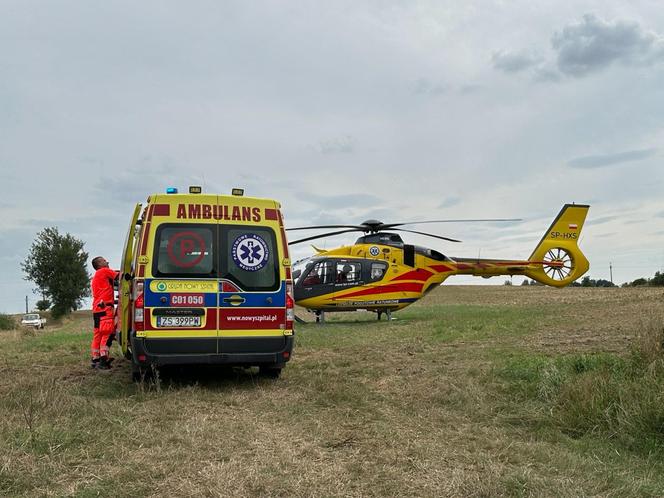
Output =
[{"x1": 130, "y1": 335, "x2": 294, "y2": 367}]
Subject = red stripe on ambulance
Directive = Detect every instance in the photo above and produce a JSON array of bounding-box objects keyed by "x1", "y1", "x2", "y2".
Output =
[
  {"x1": 265, "y1": 209, "x2": 279, "y2": 221},
  {"x1": 220, "y1": 308, "x2": 286, "y2": 329},
  {"x1": 152, "y1": 204, "x2": 170, "y2": 216}
]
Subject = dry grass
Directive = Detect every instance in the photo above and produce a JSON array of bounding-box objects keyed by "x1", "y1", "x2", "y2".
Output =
[{"x1": 1, "y1": 287, "x2": 664, "y2": 497}]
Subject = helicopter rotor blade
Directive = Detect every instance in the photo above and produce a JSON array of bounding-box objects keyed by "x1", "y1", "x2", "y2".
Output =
[
  {"x1": 394, "y1": 228, "x2": 462, "y2": 243},
  {"x1": 288, "y1": 228, "x2": 361, "y2": 245},
  {"x1": 286, "y1": 224, "x2": 366, "y2": 231},
  {"x1": 382, "y1": 218, "x2": 522, "y2": 230}
]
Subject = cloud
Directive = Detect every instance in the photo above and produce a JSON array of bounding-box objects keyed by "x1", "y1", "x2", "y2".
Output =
[
  {"x1": 586, "y1": 215, "x2": 619, "y2": 226},
  {"x1": 492, "y1": 50, "x2": 541, "y2": 73},
  {"x1": 317, "y1": 136, "x2": 356, "y2": 155},
  {"x1": 94, "y1": 159, "x2": 214, "y2": 204},
  {"x1": 655, "y1": 211, "x2": 664, "y2": 218},
  {"x1": 438, "y1": 197, "x2": 462, "y2": 209},
  {"x1": 412, "y1": 78, "x2": 448, "y2": 96},
  {"x1": 552, "y1": 14, "x2": 664, "y2": 77},
  {"x1": 532, "y1": 66, "x2": 562, "y2": 83},
  {"x1": 297, "y1": 192, "x2": 384, "y2": 211},
  {"x1": 567, "y1": 148, "x2": 657, "y2": 169},
  {"x1": 458, "y1": 84, "x2": 483, "y2": 95}
]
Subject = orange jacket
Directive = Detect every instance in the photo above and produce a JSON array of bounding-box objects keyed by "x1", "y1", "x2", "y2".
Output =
[{"x1": 91, "y1": 267, "x2": 118, "y2": 313}]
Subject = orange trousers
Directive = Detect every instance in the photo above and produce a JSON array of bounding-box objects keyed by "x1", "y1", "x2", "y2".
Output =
[{"x1": 91, "y1": 308, "x2": 114, "y2": 359}]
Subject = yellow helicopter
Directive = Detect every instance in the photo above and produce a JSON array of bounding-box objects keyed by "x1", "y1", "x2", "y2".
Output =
[{"x1": 289, "y1": 204, "x2": 590, "y2": 321}]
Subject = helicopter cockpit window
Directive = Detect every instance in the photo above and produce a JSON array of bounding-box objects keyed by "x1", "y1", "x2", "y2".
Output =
[
  {"x1": 414, "y1": 245, "x2": 448, "y2": 262},
  {"x1": 370, "y1": 262, "x2": 388, "y2": 282},
  {"x1": 336, "y1": 262, "x2": 360, "y2": 283},
  {"x1": 302, "y1": 260, "x2": 336, "y2": 286}
]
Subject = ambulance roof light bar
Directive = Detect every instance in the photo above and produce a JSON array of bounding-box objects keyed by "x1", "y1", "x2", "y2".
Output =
[
  {"x1": 232, "y1": 188, "x2": 244, "y2": 196},
  {"x1": 166, "y1": 187, "x2": 178, "y2": 194}
]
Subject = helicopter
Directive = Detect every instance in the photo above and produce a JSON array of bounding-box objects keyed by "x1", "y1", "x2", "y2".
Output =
[{"x1": 288, "y1": 204, "x2": 590, "y2": 322}]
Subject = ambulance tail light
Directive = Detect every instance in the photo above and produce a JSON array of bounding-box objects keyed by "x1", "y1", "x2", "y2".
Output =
[
  {"x1": 134, "y1": 280, "x2": 145, "y2": 330},
  {"x1": 285, "y1": 281, "x2": 294, "y2": 330}
]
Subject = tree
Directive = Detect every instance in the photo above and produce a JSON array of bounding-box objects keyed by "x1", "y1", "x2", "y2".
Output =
[
  {"x1": 35, "y1": 299, "x2": 51, "y2": 311},
  {"x1": 650, "y1": 271, "x2": 664, "y2": 287},
  {"x1": 22, "y1": 227, "x2": 90, "y2": 318}
]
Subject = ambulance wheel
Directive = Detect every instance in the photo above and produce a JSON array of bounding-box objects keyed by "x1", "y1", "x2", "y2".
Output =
[
  {"x1": 259, "y1": 365, "x2": 282, "y2": 379},
  {"x1": 131, "y1": 362, "x2": 152, "y2": 382}
]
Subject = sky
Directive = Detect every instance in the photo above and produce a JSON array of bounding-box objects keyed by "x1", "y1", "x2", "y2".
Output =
[{"x1": 1, "y1": 1, "x2": 663, "y2": 313}]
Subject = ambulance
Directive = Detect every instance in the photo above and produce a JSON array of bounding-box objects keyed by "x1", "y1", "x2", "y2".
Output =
[{"x1": 117, "y1": 187, "x2": 295, "y2": 379}]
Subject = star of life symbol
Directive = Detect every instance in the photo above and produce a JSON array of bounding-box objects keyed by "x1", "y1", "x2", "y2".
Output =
[
  {"x1": 232, "y1": 234, "x2": 269, "y2": 271},
  {"x1": 369, "y1": 246, "x2": 380, "y2": 257}
]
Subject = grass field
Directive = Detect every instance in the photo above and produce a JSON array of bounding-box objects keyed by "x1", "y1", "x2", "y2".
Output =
[{"x1": 1, "y1": 286, "x2": 664, "y2": 497}]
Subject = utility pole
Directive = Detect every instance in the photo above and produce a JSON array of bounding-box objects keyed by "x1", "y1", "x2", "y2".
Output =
[
  {"x1": 609, "y1": 262, "x2": 613, "y2": 284},
  {"x1": 25, "y1": 296, "x2": 28, "y2": 313}
]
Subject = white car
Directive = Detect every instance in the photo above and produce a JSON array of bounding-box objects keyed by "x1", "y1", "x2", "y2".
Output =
[{"x1": 21, "y1": 313, "x2": 46, "y2": 329}]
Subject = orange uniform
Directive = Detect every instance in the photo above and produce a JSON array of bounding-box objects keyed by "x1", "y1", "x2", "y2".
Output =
[{"x1": 90, "y1": 267, "x2": 118, "y2": 361}]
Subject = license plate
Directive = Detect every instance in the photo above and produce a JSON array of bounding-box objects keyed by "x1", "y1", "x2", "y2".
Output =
[{"x1": 156, "y1": 316, "x2": 202, "y2": 328}]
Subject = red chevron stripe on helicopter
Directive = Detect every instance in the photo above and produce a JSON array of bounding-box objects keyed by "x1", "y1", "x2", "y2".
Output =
[{"x1": 334, "y1": 282, "x2": 425, "y2": 299}]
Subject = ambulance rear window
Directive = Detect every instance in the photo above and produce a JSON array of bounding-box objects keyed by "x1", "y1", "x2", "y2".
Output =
[
  {"x1": 222, "y1": 226, "x2": 279, "y2": 291},
  {"x1": 153, "y1": 225, "x2": 215, "y2": 277}
]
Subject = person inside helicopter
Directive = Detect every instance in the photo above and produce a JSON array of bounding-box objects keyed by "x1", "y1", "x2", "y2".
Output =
[{"x1": 336, "y1": 264, "x2": 353, "y2": 283}]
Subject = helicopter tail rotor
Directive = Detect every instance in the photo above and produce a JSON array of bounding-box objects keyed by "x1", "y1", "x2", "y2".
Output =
[{"x1": 525, "y1": 204, "x2": 590, "y2": 287}]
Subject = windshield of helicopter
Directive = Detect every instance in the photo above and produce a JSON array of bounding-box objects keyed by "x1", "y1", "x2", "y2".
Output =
[
  {"x1": 413, "y1": 245, "x2": 451, "y2": 261},
  {"x1": 292, "y1": 258, "x2": 314, "y2": 285}
]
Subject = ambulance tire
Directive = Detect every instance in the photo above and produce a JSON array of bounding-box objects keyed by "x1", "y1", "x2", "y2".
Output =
[
  {"x1": 131, "y1": 361, "x2": 152, "y2": 382},
  {"x1": 258, "y1": 364, "x2": 282, "y2": 379}
]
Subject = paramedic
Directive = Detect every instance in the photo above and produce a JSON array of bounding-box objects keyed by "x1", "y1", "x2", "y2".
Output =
[{"x1": 90, "y1": 256, "x2": 118, "y2": 370}]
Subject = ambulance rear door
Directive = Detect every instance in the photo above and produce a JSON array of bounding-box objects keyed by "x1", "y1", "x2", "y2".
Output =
[
  {"x1": 218, "y1": 223, "x2": 287, "y2": 354},
  {"x1": 141, "y1": 195, "x2": 220, "y2": 356},
  {"x1": 118, "y1": 203, "x2": 142, "y2": 356}
]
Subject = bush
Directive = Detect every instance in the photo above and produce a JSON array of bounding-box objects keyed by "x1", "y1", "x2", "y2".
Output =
[
  {"x1": 0, "y1": 313, "x2": 17, "y2": 330},
  {"x1": 498, "y1": 315, "x2": 664, "y2": 454}
]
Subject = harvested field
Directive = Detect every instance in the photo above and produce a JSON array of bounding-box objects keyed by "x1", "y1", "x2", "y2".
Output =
[{"x1": 1, "y1": 286, "x2": 663, "y2": 497}]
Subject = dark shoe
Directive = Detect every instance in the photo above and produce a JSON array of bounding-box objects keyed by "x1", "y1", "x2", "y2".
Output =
[
  {"x1": 90, "y1": 358, "x2": 100, "y2": 369},
  {"x1": 97, "y1": 357, "x2": 112, "y2": 370}
]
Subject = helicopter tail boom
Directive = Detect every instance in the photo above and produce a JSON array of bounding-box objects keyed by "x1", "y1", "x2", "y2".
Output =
[{"x1": 446, "y1": 204, "x2": 589, "y2": 287}]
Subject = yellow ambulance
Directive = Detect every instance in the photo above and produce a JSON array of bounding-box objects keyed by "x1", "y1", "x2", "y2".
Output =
[{"x1": 117, "y1": 187, "x2": 294, "y2": 380}]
